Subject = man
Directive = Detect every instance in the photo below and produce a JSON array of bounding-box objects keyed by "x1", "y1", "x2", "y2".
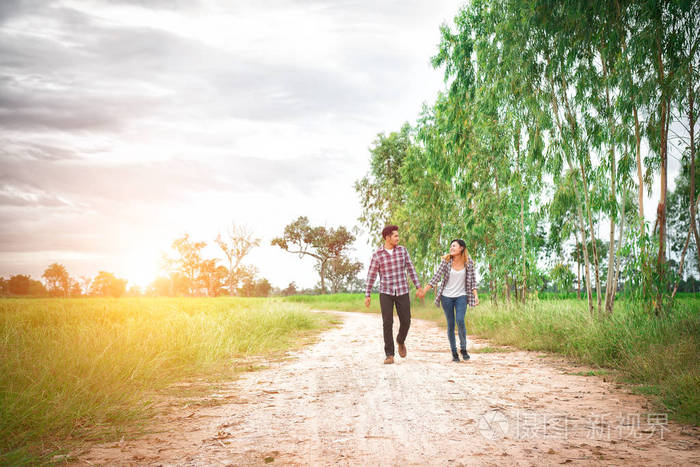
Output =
[{"x1": 365, "y1": 225, "x2": 422, "y2": 364}]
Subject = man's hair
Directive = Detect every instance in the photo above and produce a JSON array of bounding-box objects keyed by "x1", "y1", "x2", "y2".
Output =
[{"x1": 382, "y1": 225, "x2": 398, "y2": 239}]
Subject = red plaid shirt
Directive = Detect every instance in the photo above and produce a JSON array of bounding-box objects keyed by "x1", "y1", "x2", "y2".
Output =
[{"x1": 365, "y1": 245, "x2": 421, "y2": 297}]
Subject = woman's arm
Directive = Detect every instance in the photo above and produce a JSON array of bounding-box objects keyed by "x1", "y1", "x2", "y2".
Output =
[{"x1": 419, "y1": 260, "x2": 448, "y2": 296}]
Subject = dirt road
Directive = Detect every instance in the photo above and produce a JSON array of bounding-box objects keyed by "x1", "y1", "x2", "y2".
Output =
[{"x1": 75, "y1": 311, "x2": 699, "y2": 466}]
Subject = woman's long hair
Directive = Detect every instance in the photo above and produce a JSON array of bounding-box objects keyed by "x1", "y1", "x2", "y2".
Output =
[{"x1": 441, "y1": 239, "x2": 470, "y2": 263}]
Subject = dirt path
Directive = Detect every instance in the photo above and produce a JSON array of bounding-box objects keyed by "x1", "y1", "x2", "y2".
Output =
[{"x1": 74, "y1": 311, "x2": 699, "y2": 466}]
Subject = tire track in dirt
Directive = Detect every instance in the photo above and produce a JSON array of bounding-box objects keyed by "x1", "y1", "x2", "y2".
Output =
[{"x1": 73, "y1": 311, "x2": 700, "y2": 466}]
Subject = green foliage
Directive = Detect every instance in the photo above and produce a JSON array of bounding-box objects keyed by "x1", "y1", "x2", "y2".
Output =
[
  {"x1": 355, "y1": 0, "x2": 699, "y2": 313},
  {"x1": 272, "y1": 216, "x2": 358, "y2": 294},
  {"x1": 549, "y1": 262, "x2": 576, "y2": 293},
  {"x1": 354, "y1": 124, "x2": 413, "y2": 242}
]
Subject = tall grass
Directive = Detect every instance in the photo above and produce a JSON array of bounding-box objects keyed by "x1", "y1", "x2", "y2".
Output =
[
  {"x1": 0, "y1": 297, "x2": 335, "y2": 464},
  {"x1": 283, "y1": 292, "x2": 445, "y2": 322},
  {"x1": 467, "y1": 298, "x2": 700, "y2": 425},
  {"x1": 285, "y1": 292, "x2": 700, "y2": 425}
]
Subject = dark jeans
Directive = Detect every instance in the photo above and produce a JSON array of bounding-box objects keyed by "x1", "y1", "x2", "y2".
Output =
[
  {"x1": 379, "y1": 293, "x2": 411, "y2": 357},
  {"x1": 440, "y1": 294, "x2": 467, "y2": 353}
]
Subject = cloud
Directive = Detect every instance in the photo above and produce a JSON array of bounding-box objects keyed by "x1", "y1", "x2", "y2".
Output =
[{"x1": 0, "y1": 0, "x2": 460, "y2": 285}]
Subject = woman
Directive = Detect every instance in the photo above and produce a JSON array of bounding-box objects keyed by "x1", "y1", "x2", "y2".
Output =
[{"x1": 418, "y1": 239, "x2": 478, "y2": 362}]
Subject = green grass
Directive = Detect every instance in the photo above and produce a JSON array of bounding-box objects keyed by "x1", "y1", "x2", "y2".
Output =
[
  {"x1": 0, "y1": 297, "x2": 336, "y2": 464},
  {"x1": 470, "y1": 346, "x2": 515, "y2": 353},
  {"x1": 285, "y1": 292, "x2": 700, "y2": 426},
  {"x1": 283, "y1": 292, "x2": 446, "y2": 322},
  {"x1": 566, "y1": 369, "x2": 610, "y2": 376}
]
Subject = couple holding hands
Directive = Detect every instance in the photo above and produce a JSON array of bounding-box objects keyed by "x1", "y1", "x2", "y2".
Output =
[{"x1": 364, "y1": 225, "x2": 479, "y2": 364}]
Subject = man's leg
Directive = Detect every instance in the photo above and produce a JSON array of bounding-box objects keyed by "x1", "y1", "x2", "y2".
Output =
[
  {"x1": 395, "y1": 293, "x2": 411, "y2": 348},
  {"x1": 379, "y1": 293, "x2": 395, "y2": 357}
]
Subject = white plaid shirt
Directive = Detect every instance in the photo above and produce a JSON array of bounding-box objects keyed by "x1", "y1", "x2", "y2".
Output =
[
  {"x1": 428, "y1": 257, "x2": 477, "y2": 307},
  {"x1": 365, "y1": 245, "x2": 421, "y2": 297}
]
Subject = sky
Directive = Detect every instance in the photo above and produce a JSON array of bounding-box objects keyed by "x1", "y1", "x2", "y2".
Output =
[
  {"x1": 0, "y1": 0, "x2": 465, "y2": 289},
  {"x1": 0, "y1": 1, "x2": 689, "y2": 291}
]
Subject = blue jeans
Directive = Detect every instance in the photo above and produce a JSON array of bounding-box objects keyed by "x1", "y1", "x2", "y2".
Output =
[{"x1": 441, "y1": 295, "x2": 467, "y2": 353}]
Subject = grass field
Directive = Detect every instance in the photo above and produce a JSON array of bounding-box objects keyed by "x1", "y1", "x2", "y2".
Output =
[
  {"x1": 0, "y1": 297, "x2": 337, "y2": 465},
  {"x1": 285, "y1": 292, "x2": 700, "y2": 426}
]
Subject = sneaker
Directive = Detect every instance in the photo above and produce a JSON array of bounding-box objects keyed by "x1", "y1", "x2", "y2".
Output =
[
  {"x1": 398, "y1": 342, "x2": 407, "y2": 358},
  {"x1": 384, "y1": 356, "x2": 394, "y2": 364},
  {"x1": 452, "y1": 351, "x2": 460, "y2": 362},
  {"x1": 461, "y1": 349, "x2": 470, "y2": 361}
]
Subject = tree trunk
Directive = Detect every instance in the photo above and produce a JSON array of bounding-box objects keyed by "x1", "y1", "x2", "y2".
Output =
[
  {"x1": 602, "y1": 52, "x2": 618, "y2": 315},
  {"x1": 560, "y1": 74, "x2": 602, "y2": 314},
  {"x1": 548, "y1": 76, "x2": 594, "y2": 313},
  {"x1": 634, "y1": 106, "x2": 644, "y2": 223},
  {"x1": 688, "y1": 66, "x2": 699, "y2": 275},
  {"x1": 577, "y1": 259, "x2": 581, "y2": 300},
  {"x1": 574, "y1": 186, "x2": 594, "y2": 315},
  {"x1": 579, "y1": 158, "x2": 602, "y2": 315},
  {"x1": 655, "y1": 35, "x2": 669, "y2": 312},
  {"x1": 671, "y1": 223, "x2": 693, "y2": 299},
  {"x1": 614, "y1": 185, "x2": 627, "y2": 298},
  {"x1": 505, "y1": 276, "x2": 511, "y2": 302},
  {"x1": 489, "y1": 262, "x2": 497, "y2": 305},
  {"x1": 516, "y1": 130, "x2": 527, "y2": 302},
  {"x1": 319, "y1": 260, "x2": 327, "y2": 294}
]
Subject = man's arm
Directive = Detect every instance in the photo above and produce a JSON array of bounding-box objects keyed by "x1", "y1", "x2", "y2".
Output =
[
  {"x1": 365, "y1": 253, "x2": 379, "y2": 306},
  {"x1": 404, "y1": 248, "x2": 421, "y2": 289}
]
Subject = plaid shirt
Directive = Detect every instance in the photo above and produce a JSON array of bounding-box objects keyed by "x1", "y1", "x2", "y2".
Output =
[
  {"x1": 428, "y1": 257, "x2": 477, "y2": 307},
  {"x1": 365, "y1": 245, "x2": 421, "y2": 297}
]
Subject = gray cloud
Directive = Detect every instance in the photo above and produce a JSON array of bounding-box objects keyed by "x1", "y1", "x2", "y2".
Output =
[
  {"x1": 0, "y1": 1, "x2": 417, "y2": 137},
  {"x1": 0, "y1": 0, "x2": 459, "y2": 283}
]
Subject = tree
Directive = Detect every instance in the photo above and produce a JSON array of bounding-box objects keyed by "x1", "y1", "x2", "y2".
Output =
[
  {"x1": 7, "y1": 274, "x2": 46, "y2": 296},
  {"x1": 271, "y1": 216, "x2": 356, "y2": 294},
  {"x1": 89, "y1": 271, "x2": 127, "y2": 297},
  {"x1": 163, "y1": 234, "x2": 207, "y2": 296},
  {"x1": 354, "y1": 124, "x2": 412, "y2": 240},
  {"x1": 668, "y1": 156, "x2": 700, "y2": 289},
  {"x1": 148, "y1": 276, "x2": 173, "y2": 296},
  {"x1": 215, "y1": 223, "x2": 260, "y2": 295},
  {"x1": 281, "y1": 282, "x2": 298, "y2": 296},
  {"x1": 42, "y1": 263, "x2": 71, "y2": 296},
  {"x1": 198, "y1": 259, "x2": 228, "y2": 297},
  {"x1": 68, "y1": 278, "x2": 82, "y2": 297},
  {"x1": 324, "y1": 256, "x2": 362, "y2": 293},
  {"x1": 549, "y1": 263, "x2": 576, "y2": 293},
  {"x1": 79, "y1": 275, "x2": 92, "y2": 296},
  {"x1": 238, "y1": 277, "x2": 272, "y2": 297}
]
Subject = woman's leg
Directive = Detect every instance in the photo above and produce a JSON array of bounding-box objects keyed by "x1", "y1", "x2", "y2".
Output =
[
  {"x1": 441, "y1": 296, "x2": 457, "y2": 353},
  {"x1": 455, "y1": 295, "x2": 468, "y2": 352}
]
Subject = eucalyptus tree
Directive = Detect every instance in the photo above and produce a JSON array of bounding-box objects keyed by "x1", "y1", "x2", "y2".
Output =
[
  {"x1": 671, "y1": 0, "x2": 700, "y2": 273},
  {"x1": 428, "y1": 0, "x2": 549, "y2": 302},
  {"x1": 354, "y1": 124, "x2": 412, "y2": 241}
]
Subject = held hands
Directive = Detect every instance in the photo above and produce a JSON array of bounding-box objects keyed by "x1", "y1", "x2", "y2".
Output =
[{"x1": 416, "y1": 286, "x2": 428, "y2": 299}]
